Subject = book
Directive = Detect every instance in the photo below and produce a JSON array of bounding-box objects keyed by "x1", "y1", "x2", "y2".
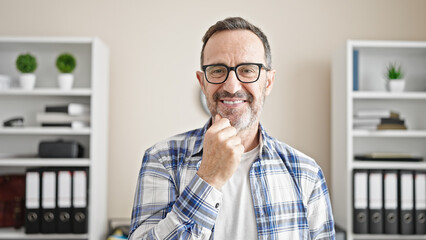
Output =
[
  {"x1": 355, "y1": 109, "x2": 399, "y2": 119},
  {"x1": 353, "y1": 118, "x2": 381, "y2": 126},
  {"x1": 355, "y1": 153, "x2": 423, "y2": 162},
  {"x1": 45, "y1": 103, "x2": 90, "y2": 116},
  {"x1": 41, "y1": 121, "x2": 89, "y2": 129},
  {"x1": 381, "y1": 118, "x2": 405, "y2": 125},
  {"x1": 36, "y1": 113, "x2": 90, "y2": 123},
  {"x1": 353, "y1": 50, "x2": 359, "y2": 91},
  {"x1": 353, "y1": 125, "x2": 378, "y2": 131},
  {"x1": 377, "y1": 123, "x2": 407, "y2": 130}
]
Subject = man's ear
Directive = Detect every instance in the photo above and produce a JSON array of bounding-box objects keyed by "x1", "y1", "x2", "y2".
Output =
[
  {"x1": 265, "y1": 69, "x2": 275, "y2": 96},
  {"x1": 196, "y1": 71, "x2": 206, "y2": 93}
]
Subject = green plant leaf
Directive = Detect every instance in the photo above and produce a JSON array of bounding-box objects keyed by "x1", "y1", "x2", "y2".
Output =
[
  {"x1": 16, "y1": 53, "x2": 37, "y2": 73},
  {"x1": 56, "y1": 53, "x2": 76, "y2": 73}
]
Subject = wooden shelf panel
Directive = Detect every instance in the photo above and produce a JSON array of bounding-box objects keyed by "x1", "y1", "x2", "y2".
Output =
[
  {"x1": 0, "y1": 158, "x2": 90, "y2": 167},
  {"x1": 352, "y1": 130, "x2": 426, "y2": 138},
  {"x1": 352, "y1": 160, "x2": 426, "y2": 170},
  {"x1": 0, "y1": 88, "x2": 91, "y2": 96},
  {"x1": 0, "y1": 127, "x2": 91, "y2": 135},
  {"x1": 352, "y1": 91, "x2": 426, "y2": 100},
  {"x1": 353, "y1": 234, "x2": 426, "y2": 240},
  {"x1": 0, "y1": 228, "x2": 88, "y2": 239}
]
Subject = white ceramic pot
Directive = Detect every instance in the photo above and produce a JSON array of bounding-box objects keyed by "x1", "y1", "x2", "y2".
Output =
[
  {"x1": 19, "y1": 74, "x2": 36, "y2": 90},
  {"x1": 58, "y1": 74, "x2": 74, "y2": 90},
  {"x1": 387, "y1": 79, "x2": 406, "y2": 92}
]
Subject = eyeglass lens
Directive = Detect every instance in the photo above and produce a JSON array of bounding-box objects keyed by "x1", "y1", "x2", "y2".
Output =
[{"x1": 205, "y1": 64, "x2": 260, "y2": 83}]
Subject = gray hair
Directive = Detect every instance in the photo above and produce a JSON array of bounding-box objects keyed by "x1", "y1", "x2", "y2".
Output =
[{"x1": 200, "y1": 17, "x2": 272, "y2": 69}]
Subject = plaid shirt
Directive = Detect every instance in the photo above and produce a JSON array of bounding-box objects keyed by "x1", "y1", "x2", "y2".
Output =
[{"x1": 129, "y1": 120, "x2": 335, "y2": 239}]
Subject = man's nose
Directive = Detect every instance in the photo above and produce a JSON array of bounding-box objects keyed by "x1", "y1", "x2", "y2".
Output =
[{"x1": 222, "y1": 70, "x2": 242, "y2": 94}]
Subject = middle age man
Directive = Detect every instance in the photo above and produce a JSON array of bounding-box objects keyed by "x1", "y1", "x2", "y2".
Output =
[{"x1": 129, "y1": 17, "x2": 335, "y2": 239}]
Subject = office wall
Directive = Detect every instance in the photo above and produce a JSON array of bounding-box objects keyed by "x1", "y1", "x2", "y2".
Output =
[{"x1": 1, "y1": 0, "x2": 426, "y2": 219}]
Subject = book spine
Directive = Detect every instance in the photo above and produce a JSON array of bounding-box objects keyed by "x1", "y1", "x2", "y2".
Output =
[
  {"x1": 45, "y1": 106, "x2": 68, "y2": 113},
  {"x1": 381, "y1": 118, "x2": 405, "y2": 125},
  {"x1": 353, "y1": 50, "x2": 359, "y2": 91}
]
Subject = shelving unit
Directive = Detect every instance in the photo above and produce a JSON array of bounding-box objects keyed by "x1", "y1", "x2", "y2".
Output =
[
  {"x1": 331, "y1": 40, "x2": 426, "y2": 240},
  {"x1": 0, "y1": 37, "x2": 109, "y2": 240}
]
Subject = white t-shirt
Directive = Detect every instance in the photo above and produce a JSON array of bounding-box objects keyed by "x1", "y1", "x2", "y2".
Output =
[{"x1": 214, "y1": 144, "x2": 260, "y2": 239}]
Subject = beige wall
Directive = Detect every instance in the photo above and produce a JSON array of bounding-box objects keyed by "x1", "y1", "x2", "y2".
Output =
[{"x1": 1, "y1": 0, "x2": 426, "y2": 219}]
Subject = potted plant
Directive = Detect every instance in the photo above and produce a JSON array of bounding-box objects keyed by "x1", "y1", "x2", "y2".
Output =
[
  {"x1": 16, "y1": 53, "x2": 37, "y2": 90},
  {"x1": 386, "y1": 62, "x2": 405, "y2": 92},
  {"x1": 56, "y1": 53, "x2": 76, "y2": 90}
]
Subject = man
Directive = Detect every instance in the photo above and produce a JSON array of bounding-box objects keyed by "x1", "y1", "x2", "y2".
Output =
[{"x1": 129, "y1": 17, "x2": 335, "y2": 239}]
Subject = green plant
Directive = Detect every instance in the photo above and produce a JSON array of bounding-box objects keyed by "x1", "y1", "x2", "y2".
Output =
[
  {"x1": 16, "y1": 53, "x2": 37, "y2": 73},
  {"x1": 56, "y1": 53, "x2": 76, "y2": 73},
  {"x1": 386, "y1": 62, "x2": 404, "y2": 80}
]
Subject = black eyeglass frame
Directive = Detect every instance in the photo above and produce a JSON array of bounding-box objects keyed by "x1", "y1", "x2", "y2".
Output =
[{"x1": 202, "y1": 63, "x2": 270, "y2": 84}]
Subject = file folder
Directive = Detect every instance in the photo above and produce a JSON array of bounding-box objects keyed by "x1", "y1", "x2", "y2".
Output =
[
  {"x1": 41, "y1": 169, "x2": 57, "y2": 233},
  {"x1": 353, "y1": 170, "x2": 368, "y2": 234},
  {"x1": 57, "y1": 170, "x2": 72, "y2": 233},
  {"x1": 399, "y1": 170, "x2": 414, "y2": 235},
  {"x1": 414, "y1": 171, "x2": 426, "y2": 234},
  {"x1": 368, "y1": 170, "x2": 383, "y2": 234},
  {"x1": 72, "y1": 169, "x2": 88, "y2": 233},
  {"x1": 383, "y1": 170, "x2": 398, "y2": 234},
  {"x1": 25, "y1": 169, "x2": 41, "y2": 233}
]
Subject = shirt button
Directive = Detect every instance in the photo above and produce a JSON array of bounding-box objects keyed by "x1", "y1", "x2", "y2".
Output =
[{"x1": 215, "y1": 203, "x2": 220, "y2": 208}]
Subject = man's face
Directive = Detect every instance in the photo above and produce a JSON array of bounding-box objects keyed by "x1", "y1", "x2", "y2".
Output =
[{"x1": 197, "y1": 30, "x2": 275, "y2": 132}]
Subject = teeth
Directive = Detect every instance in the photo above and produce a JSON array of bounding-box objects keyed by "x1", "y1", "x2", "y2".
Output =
[{"x1": 223, "y1": 100, "x2": 244, "y2": 104}]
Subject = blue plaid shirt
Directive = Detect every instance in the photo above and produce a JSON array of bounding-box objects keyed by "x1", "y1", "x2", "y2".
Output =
[{"x1": 129, "y1": 120, "x2": 335, "y2": 239}]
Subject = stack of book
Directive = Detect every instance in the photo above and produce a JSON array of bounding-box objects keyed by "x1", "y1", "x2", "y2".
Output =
[
  {"x1": 36, "y1": 103, "x2": 90, "y2": 129},
  {"x1": 353, "y1": 109, "x2": 407, "y2": 130},
  {"x1": 355, "y1": 152, "x2": 423, "y2": 162}
]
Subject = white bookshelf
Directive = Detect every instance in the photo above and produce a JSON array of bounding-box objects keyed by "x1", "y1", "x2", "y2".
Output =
[
  {"x1": 332, "y1": 40, "x2": 426, "y2": 240},
  {"x1": 0, "y1": 37, "x2": 109, "y2": 240}
]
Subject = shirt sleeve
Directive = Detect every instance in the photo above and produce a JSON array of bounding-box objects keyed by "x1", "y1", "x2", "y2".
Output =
[
  {"x1": 307, "y1": 167, "x2": 335, "y2": 240},
  {"x1": 128, "y1": 149, "x2": 223, "y2": 240}
]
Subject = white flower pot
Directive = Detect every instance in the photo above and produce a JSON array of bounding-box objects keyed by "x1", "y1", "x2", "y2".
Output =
[
  {"x1": 58, "y1": 74, "x2": 74, "y2": 90},
  {"x1": 387, "y1": 79, "x2": 406, "y2": 92},
  {"x1": 19, "y1": 74, "x2": 36, "y2": 90}
]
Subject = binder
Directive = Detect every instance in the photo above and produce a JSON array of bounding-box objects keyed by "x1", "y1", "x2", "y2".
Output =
[
  {"x1": 41, "y1": 169, "x2": 57, "y2": 233},
  {"x1": 399, "y1": 170, "x2": 414, "y2": 235},
  {"x1": 353, "y1": 170, "x2": 368, "y2": 234},
  {"x1": 57, "y1": 170, "x2": 72, "y2": 233},
  {"x1": 368, "y1": 170, "x2": 383, "y2": 234},
  {"x1": 72, "y1": 169, "x2": 88, "y2": 233},
  {"x1": 25, "y1": 168, "x2": 41, "y2": 233},
  {"x1": 383, "y1": 170, "x2": 399, "y2": 234},
  {"x1": 414, "y1": 171, "x2": 426, "y2": 234}
]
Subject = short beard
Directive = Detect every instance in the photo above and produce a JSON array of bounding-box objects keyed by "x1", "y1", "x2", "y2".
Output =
[{"x1": 206, "y1": 89, "x2": 265, "y2": 132}]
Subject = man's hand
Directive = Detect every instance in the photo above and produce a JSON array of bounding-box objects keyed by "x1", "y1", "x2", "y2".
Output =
[{"x1": 197, "y1": 114, "x2": 245, "y2": 190}]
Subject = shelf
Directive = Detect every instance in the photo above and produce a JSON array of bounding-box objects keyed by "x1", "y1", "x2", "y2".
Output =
[
  {"x1": 0, "y1": 127, "x2": 91, "y2": 135},
  {"x1": 0, "y1": 88, "x2": 91, "y2": 96},
  {"x1": 0, "y1": 228, "x2": 88, "y2": 239},
  {"x1": 352, "y1": 130, "x2": 426, "y2": 138},
  {"x1": 353, "y1": 234, "x2": 426, "y2": 239},
  {"x1": 352, "y1": 160, "x2": 426, "y2": 170},
  {"x1": 0, "y1": 158, "x2": 90, "y2": 167},
  {"x1": 352, "y1": 91, "x2": 426, "y2": 100}
]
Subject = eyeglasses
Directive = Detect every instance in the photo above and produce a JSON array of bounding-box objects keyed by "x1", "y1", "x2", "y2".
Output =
[{"x1": 202, "y1": 63, "x2": 270, "y2": 84}]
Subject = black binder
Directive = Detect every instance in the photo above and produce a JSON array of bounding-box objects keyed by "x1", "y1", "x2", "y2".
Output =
[
  {"x1": 41, "y1": 169, "x2": 57, "y2": 233},
  {"x1": 383, "y1": 170, "x2": 399, "y2": 234},
  {"x1": 25, "y1": 168, "x2": 41, "y2": 233},
  {"x1": 57, "y1": 170, "x2": 72, "y2": 233},
  {"x1": 368, "y1": 170, "x2": 383, "y2": 234},
  {"x1": 414, "y1": 171, "x2": 426, "y2": 234},
  {"x1": 72, "y1": 168, "x2": 88, "y2": 233},
  {"x1": 399, "y1": 170, "x2": 414, "y2": 235},
  {"x1": 353, "y1": 170, "x2": 368, "y2": 234}
]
